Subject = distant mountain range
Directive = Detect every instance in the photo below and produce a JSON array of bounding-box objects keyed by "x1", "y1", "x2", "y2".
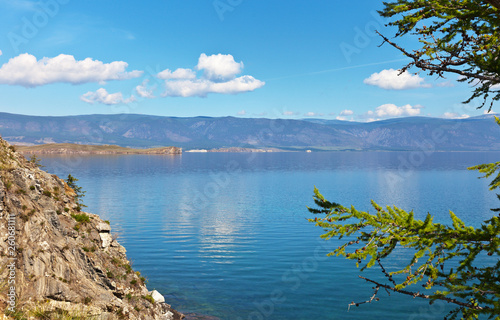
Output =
[{"x1": 0, "y1": 112, "x2": 499, "y2": 151}]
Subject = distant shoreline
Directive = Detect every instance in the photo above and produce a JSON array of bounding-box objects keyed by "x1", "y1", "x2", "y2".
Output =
[
  {"x1": 15, "y1": 143, "x2": 182, "y2": 155},
  {"x1": 14, "y1": 143, "x2": 500, "y2": 155},
  {"x1": 188, "y1": 147, "x2": 285, "y2": 153}
]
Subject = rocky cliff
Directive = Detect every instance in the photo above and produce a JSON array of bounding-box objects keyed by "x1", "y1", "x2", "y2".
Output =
[{"x1": 0, "y1": 136, "x2": 184, "y2": 319}]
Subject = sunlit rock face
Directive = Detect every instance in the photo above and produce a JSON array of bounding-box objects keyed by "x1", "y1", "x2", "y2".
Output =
[{"x1": 0, "y1": 136, "x2": 184, "y2": 319}]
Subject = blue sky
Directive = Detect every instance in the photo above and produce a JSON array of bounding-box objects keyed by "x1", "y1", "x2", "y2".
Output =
[{"x1": 0, "y1": 0, "x2": 490, "y2": 120}]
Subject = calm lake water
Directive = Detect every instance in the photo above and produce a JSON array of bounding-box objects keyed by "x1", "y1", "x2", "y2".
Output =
[{"x1": 39, "y1": 152, "x2": 500, "y2": 320}]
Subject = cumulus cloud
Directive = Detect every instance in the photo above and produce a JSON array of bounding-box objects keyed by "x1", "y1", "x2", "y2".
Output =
[
  {"x1": 135, "y1": 79, "x2": 155, "y2": 98},
  {"x1": 80, "y1": 88, "x2": 135, "y2": 105},
  {"x1": 163, "y1": 76, "x2": 264, "y2": 97},
  {"x1": 282, "y1": 111, "x2": 298, "y2": 116},
  {"x1": 159, "y1": 54, "x2": 264, "y2": 98},
  {"x1": 340, "y1": 109, "x2": 354, "y2": 116},
  {"x1": 157, "y1": 68, "x2": 196, "y2": 80},
  {"x1": 361, "y1": 104, "x2": 424, "y2": 120},
  {"x1": 0, "y1": 50, "x2": 2, "y2": 56},
  {"x1": 237, "y1": 110, "x2": 247, "y2": 115},
  {"x1": 364, "y1": 69, "x2": 430, "y2": 90},
  {"x1": 0, "y1": 53, "x2": 142, "y2": 87},
  {"x1": 442, "y1": 112, "x2": 470, "y2": 119},
  {"x1": 196, "y1": 53, "x2": 243, "y2": 82}
]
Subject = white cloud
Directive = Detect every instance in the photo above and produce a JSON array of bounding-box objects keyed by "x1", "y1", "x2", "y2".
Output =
[
  {"x1": 157, "y1": 54, "x2": 264, "y2": 98},
  {"x1": 340, "y1": 109, "x2": 354, "y2": 116},
  {"x1": 442, "y1": 112, "x2": 470, "y2": 119},
  {"x1": 80, "y1": 88, "x2": 135, "y2": 105},
  {"x1": 282, "y1": 111, "x2": 298, "y2": 116},
  {"x1": 237, "y1": 110, "x2": 247, "y2": 115},
  {"x1": 0, "y1": 53, "x2": 142, "y2": 87},
  {"x1": 135, "y1": 79, "x2": 155, "y2": 98},
  {"x1": 164, "y1": 76, "x2": 264, "y2": 98},
  {"x1": 364, "y1": 69, "x2": 430, "y2": 90},
  {"x1": 362, "y1": 104, "x2": 424, "y2": 120},
  {"x1": 196, "y1": 53, "x2": 243, "y2": 82},
  {"x1": 160, "y1": 54, "x2": 264, "y2": 97},
  {"x1": 157, "y1": 68, "x2": 196, "y2": 80},
  {"x1": 0, "y1": 50, "x2": 2, "y2": 56},
  {"x1": 336, "y1": 113, "x2": 355, "y2": 121}
]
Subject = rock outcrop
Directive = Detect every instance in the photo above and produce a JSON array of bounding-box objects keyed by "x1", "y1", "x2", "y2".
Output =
[{"x1": 0, "y1": 136, "x2": 184, "y2": 319}]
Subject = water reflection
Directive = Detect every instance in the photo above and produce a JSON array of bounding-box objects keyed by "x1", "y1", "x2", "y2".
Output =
[{"x1": 197, "y1": 180, "x2": 257, "y2": 265}]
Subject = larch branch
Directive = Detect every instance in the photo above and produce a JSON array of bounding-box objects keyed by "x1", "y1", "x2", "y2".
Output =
[
  {"x1": 359, "y1": 276, "x2": 490, "y2": 311},
  {"x1": 376, "y1": 31, "x2": 500, "y2": 83}
]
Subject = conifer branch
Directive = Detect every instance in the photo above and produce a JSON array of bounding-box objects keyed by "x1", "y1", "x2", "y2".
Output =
[{"x1": 358, "y1": 276, "x2": 490, "y2": 311}]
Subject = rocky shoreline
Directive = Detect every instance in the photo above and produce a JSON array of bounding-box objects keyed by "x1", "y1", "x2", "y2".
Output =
[{"x1": 0, "y1": 137, "x2": 184, "y2": 319}]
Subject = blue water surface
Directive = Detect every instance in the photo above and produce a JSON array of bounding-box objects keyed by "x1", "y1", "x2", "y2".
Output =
[{"x1": 39, "y1": 152, "x2": 500, "y2": 320}]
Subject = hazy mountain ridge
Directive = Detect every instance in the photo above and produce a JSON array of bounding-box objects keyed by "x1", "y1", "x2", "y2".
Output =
[{"x1": 0, "y1": 112, "x2": 499, "y2": 151}]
